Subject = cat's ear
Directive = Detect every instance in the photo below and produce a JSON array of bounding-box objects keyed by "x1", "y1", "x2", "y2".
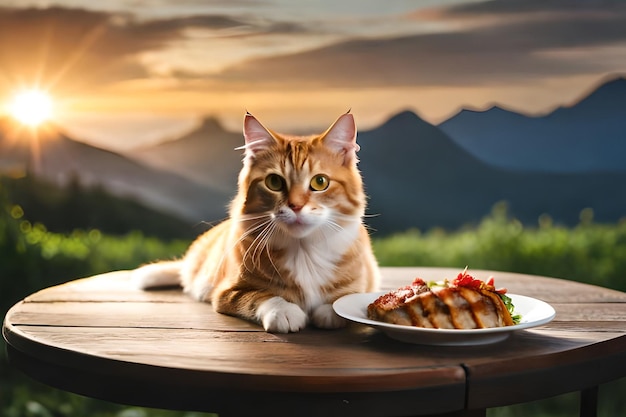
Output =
[
  {"x1": 322, "y1": 112, "x2": 360, "y2": 165},
  {"x1": 240, "y1": 112, "x2": 276, "y2": 159}
]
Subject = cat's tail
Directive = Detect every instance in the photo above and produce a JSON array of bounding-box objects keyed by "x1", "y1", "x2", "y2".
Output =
[{"x1": 131, "y1": 260, "x2": 183, "y2": 290}]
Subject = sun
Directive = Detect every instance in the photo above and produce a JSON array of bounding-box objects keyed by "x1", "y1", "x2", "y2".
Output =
[{"x1": 7, "y1": 89, "x2": 54, "y2": 127}]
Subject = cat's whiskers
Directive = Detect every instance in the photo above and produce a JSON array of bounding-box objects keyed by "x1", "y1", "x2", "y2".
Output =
[
  {"x1": 236, "y1": 214, "x2": 282, "y2": 278},
  {"x1": 259, "y1": 222, "x2": 282, "y2": 279},
  {"x1": 223, "y1": 214, "x2": 272, "y2": 273},
  {"x1": 253, "y1": 222, "x2": 284, "y2": 284},
  {"x1": 324, "y1": 218, "x2": 345, "y2": 233},
  {"x1": 237, "y1": 212, "x2": 275, "y2": 223},
  {"x1": 248, "y1": 220, "x2": 274, "y2": 269},
  {"x1": 196, "y1": 218, "x2": 228, "y2": 228},
  {"x1": 330, "y1": 211, "x2": 378, "y2": 233},
  {"x1": 327, "y1": 211, "x2": 363, "y2": 231}
]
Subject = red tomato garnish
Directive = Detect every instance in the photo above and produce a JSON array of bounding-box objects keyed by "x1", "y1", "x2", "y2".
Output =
[
  {"x1": 452, "y1": 270, "x2": 507, "y2": 294},
  {"x1": 412, "y1": 277, "x2": 426, "y2": 286},
  {"x1": 452, "y1": 271, "x2": 481, "y2": 289}
]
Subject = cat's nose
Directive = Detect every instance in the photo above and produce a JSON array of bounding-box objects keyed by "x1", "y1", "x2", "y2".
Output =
[{"x1": 289, "y1": 203, "x2": 303, "y2": 212}]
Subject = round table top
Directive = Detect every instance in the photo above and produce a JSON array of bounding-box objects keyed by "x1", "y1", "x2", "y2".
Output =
[{"x1": 4, "y1": 267, "x2": 626, "y2": 417}]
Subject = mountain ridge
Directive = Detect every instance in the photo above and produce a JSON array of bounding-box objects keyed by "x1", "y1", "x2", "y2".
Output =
[
  {"x1": 439, "y1": 74, "x2": 626, "y2": 173},
  {"x1": 121, "y1": 78, "x2": 626, "y2": 233},
  {"x1": 130, "y1": 116, "x2": 244, "y2": 192},
  {"x1": 3, "y1": 74, "x2": 625, "y2": 235},
  {"x1": 357, "y1": 109, "x2": 626, "y2": 233},
  {"x1": 0, "y1": 119, "x2": 231, "y2": 225}
]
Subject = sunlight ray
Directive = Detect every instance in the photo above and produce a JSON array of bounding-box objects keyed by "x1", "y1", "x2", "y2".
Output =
[{"x1": 46, "y1": 21, "x2": 108, "y2": 91}]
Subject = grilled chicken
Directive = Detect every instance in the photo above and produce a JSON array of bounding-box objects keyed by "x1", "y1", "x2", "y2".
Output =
[{"x1": 367, "y1": 271, "x2": 515, "y2": 329}]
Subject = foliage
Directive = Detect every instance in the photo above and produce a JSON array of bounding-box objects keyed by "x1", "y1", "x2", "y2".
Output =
[
  {"x1": 1, "y1": 182, "x2": 193, "y2": 416},
  {"x1": 0, "y1": 202, "x2": 189, "y2": 315},
  {"x1": 0, "y1": 174, "x2": 197, "y2": 239},
  {"x1": 372, "y1": 202, "x2": 626, "y2": 292},
  {"x1": 1, "y1": 191, "x2": 625, "y2": 416}
]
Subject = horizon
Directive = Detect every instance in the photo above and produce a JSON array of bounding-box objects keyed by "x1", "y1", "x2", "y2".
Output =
[
  {"x1": 1, "y1": 1, "x2": 626, "y2": 151},
  {"x1": 3, "y1": 71, "x2": 625, "y2": 154}
]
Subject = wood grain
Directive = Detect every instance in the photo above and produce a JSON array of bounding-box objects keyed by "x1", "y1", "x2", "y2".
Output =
[{"x1": 3, "y1": 267, "x2": 626, "y2": 417}]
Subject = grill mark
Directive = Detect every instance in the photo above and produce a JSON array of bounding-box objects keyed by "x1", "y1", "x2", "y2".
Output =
[
  {"x1": 372, "y1": 286, "x2": 514, "y2": 330},
  {"x1": 406, "y1": 296, "x2": 434, "y2": 328},
  {"x1": 439, "y1": 288, "x2": 478, "y2": 329},
  {"x1": 458, "y1": 287, "x2": 498, "y2": 328}
]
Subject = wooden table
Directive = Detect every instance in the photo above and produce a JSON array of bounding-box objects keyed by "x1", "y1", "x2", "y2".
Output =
[{"x1": 3, "y1": 267, "x2": 626, "y2": 417}]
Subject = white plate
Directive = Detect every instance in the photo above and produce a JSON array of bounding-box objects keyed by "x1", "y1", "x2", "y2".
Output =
[{"x1": 333, "y1": 292, "x2": 556, "y2": 346}]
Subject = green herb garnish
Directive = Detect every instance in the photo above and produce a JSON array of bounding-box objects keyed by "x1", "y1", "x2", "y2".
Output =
[
  {"x1": 499, "y1": 293, "x2": 522, "y2": 324},
  {"x1": 427, "y1": 280, "x2": 448, "y2": 289}
]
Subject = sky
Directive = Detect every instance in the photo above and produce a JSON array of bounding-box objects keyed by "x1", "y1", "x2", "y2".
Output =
[{"x1": 0, "y1": 0, "x2": 625, "y2": 151}]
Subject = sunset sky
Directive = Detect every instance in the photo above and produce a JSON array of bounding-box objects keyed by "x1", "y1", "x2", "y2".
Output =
[{"x1": 1, "y1": 0, "x2": 625, "y2": 150}]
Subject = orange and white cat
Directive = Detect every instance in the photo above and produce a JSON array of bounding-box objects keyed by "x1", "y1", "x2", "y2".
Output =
[{"x1": 132, "y1": 112, "x2": 380, "y2": 333}]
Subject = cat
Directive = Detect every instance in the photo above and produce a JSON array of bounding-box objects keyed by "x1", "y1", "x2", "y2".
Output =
[{"x1": 132, "y1": 112, "x2": 380, "y2": 333}]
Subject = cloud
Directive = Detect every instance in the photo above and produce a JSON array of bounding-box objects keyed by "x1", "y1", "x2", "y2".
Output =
[
  {"x1": 2, "y1": 1, "x2": 625, "y2": 98},
  {"x1": 444, "y1": 0, "x2": 626, "y2": 15},
  {"x1": 0, "y1": 5, "x2": 308, "y2": 94},
  {"x1": 208, "y1": 1, "x2": 626, "y2": 89},
  {"x1": 0, "y1": 7, "x2": 186, "y2": 92},
  {"x1": 133, "y1": 14, "x2": 247, "y2": 34}
]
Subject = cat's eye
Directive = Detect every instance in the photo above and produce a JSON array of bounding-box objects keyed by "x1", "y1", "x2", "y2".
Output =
[
  {"x1": 265, "y1": 174, "x2": 285, "y2": 191},
  {"x1": 310, "y1": 174, "x2": 329, "y2": 191}
]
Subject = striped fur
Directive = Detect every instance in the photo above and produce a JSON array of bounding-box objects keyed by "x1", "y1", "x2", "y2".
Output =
[{"x1": 133, "y1": 113, "x2": 380, "y2": 333}]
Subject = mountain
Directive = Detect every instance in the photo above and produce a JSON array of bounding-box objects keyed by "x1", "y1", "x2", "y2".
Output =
[
  {"x1": 438, "y1": 75, "x2": 626, "y2": 173},
  {"x1": 358, "y1": 110, "x2": 626, "y2": 233},
  {"x1": 357, "y1": 111, "x2": 499, "y2": 232},
  {"x1": 122, "y1": 110, "x2": 626, "y2": 234},
  {"x1": 130, "y1": 117, "x2": 244, "y2": 192},
  {"x1": 0, "y1": 118, "x2": 231, "y2": 226},
  {"x1": 6, "y1": 75, "x2": 625, "y2": 238}
]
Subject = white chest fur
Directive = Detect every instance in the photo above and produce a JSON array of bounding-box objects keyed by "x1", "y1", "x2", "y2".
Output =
[{"x1": 281, "y1": 221, "x2": 360, "y2": 311}]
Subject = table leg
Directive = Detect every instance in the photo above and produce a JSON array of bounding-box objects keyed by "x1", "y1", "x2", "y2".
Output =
[{"x1": 579, "y1": 386, "x2": 598, "y2": 417}]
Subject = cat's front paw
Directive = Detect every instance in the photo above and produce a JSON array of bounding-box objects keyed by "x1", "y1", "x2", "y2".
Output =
[
  {"x1": 311, "y1": 303, "x2": 347, "y2": 329},
  {"x1": 257, "y1": 297, "x2": 308, "y2": 333}
]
